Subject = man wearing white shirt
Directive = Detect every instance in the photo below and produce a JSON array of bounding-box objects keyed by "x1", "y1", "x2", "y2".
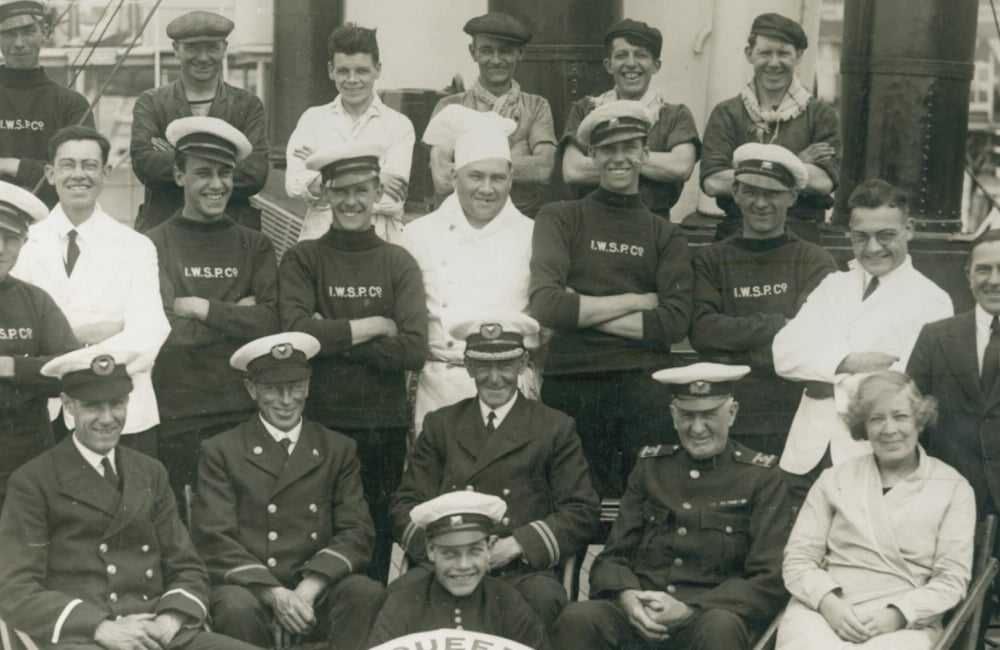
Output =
[
  {"x1": 773, "y1": 178, "x2": 953, "y2": 503},
  {"x1": 13, "y1": 125, "x2": 169, "y2": 456},
  {"x1": 285, "y1": 23, "x2": 415, "y2": 244},
  {"x1": 406, "y1": 103, "x2": 537, "y2": 435}
]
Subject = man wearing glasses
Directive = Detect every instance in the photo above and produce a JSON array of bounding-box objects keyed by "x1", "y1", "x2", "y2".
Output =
[{"x1": 772, "y1": 178, "x2": 952, "y2": 503}]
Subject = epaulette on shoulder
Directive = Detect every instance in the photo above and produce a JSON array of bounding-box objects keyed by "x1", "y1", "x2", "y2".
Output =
[
  {"x1": 733, "y1": 447, "x2": 778, "y2": 468},
  {"x1": 638, "y1": 444, "x2": 679, "y2": 459}
]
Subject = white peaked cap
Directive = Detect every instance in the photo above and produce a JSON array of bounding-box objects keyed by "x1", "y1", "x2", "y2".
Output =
[{"x1": 423, "y1": 104, "x2": 515, "y2": 170}]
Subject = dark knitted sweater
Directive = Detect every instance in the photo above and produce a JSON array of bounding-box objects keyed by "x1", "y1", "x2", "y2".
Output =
[
  {"x1": 148, "y1": 215, "x2": 279, "y2": 436},
  {"x1": 279, "y1": 226, "x2": 427, "y2": 429},
  {"x1": 0, "y1": 67, "x2": 93, "y2": 208},
  {"x1": 530, "y1": 188, "x2": 693, "y2": 375}
]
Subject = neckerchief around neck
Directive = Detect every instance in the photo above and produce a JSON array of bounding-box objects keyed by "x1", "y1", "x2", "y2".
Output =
[
  {"x1": 588, "y1": 86, "x2": 665, "y2": 126},
  {"x1": 740, "y1": 74, "x2": 812, "y2": 143},
  {"x1": 470, "y1": 77, "x2": 524, "y2": 124}
]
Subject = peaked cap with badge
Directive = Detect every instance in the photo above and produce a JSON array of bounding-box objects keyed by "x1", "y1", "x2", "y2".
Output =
[
  {"x1": 410, "y1": 490, "x2": 507, "y2": 546},
  {"x1": 463, "y1": 11, "x2": 532, "y2": 44},
  {"x1": 166, "y1": 116, "x2": 252, "y2": 166},
  {"x1": 576, "y1": 100, "x2": 653, "y2": 149},
  {"x1": 230, "y1": 332, "x2": 320, "y2": 384},
  {"x1": 449, "y1": 311, "x2": 539, "y2": 361},
  {"x1": 652, "y1": 362, "x2": 751, "y2": 410},
  {"x1": 304, "y1": 141, "x2": 386, "y2": 189},
  {"x1": 0, "y1": 0, "x2": 44, "y2": 32},
  {"x1": 42, "y1": 347, "x2": 140, "y2": 401},
  {"x1": 733, "y1": 142, "x2": 808, "y2": 191}
]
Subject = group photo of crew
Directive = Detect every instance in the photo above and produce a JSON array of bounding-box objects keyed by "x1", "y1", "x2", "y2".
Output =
[{"x1": 0, "y1": 0, "x2": 995, "y2": 649}]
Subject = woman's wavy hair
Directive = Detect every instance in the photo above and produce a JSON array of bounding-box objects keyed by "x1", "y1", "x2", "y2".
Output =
[{"x1": 843, "y1": 370, "x2": 938, "y2": 441}]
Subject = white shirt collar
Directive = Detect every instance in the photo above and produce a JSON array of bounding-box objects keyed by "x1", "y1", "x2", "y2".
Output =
[
  {"x1": 976, "y1": 304, "x2": 995, "y2": 332},
  {"x1": 258, "y1": 414, "x2": 303, "y2": 451},
  {"x1": 854, "y1": 254, "x2": 914, "y2": 292},
  {"x1": 479, "y1": 392, "x2": 518, "y2": 429},
  {"x1": 71, "y1": 433, "x2": 117, "y2": 476},
  {"x1": 330, "y1": 93, "x2": 383, "y2": 119},
  {"x1": 46, "y1": 204, "x2": 109, "y2": 240}
]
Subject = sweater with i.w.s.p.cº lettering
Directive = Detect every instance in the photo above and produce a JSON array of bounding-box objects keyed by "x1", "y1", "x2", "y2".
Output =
[
  {"x1": 147, "y1": 214, "x2": 279, "y2": 436},
  {"x1": 529, "y1": 188, "x2": 693, "y2": 375},
  {"x1": 279, "y1": 226, "x2": 427, "y2": 430}
]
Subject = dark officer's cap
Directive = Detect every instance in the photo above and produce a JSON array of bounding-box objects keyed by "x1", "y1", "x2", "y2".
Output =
[
  {"x1": 463, "y1": 12, "x2": 531, "y2": 44},
  {"x1": 751, "y1": 13, "x2": 808, "y2": 50},
  {"x1": 167, "y1": 10, "x2": 234, "y2": 43},
  {"x1": 0, "y1": 180, "x2": 47, "y2": 238},
  {"x1": 604, "y1": 18, "x2": 662, "y2": 59},
  {"x1": 0, "y1": 0, "x2": 43, "y2": 31},
  {"x1": 230, "y1": 332, "x2": 320, "y2": 384},
  {"x1": 42, "y1": 348, "x2": 139, "y2": 401}
]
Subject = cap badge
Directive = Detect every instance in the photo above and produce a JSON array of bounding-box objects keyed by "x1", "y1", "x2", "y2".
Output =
[
  {"x1": 689, "y1": 381, "x2": 711, "y2": 395},
  {"x1": 91, "y1": 355, "x2": 116, "y2": 376},
  {"x1": 480, "y1": 323, "x2": 503, "y2": 340},
  {"x1": 271, "y1": 343, "x2": 293, "y2": 360},
  {"x1": 761, "y1": 161, "x2": 773, "y2": 170},
  {"x1": 450, "y1": 515, "x2": 464, "y2": 527},
  {"x1": 608, "y1": 117, "x2": 620, "y2": 128}
]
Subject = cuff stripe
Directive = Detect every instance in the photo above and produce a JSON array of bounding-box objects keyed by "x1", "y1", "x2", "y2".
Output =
[
  {"x1": 529, "y1": 520, "x2": 560, "y2": 566},
  {"x1": 224, "y1": 563, "x2": 270, "y2": 579},
  {"x1": 317, "y1": 549, "x2": 354, "y2": 573},
  {"x1": 161, "y1": 588, "x2": 208, "y2": 618},
  {"x1": 52, "y1": 598, "x2": 82, "y2": 643}
]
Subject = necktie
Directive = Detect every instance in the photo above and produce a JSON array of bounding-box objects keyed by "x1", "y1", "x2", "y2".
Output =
[
  {"x1": 65, "y1": 230, "x2": 79, "y2": 276},
  {"x1": 279, "y1": 438, "x2": 292, "y2": 455},
  {"x1": 983, "y1": 317, "x2": 1000, "y2": 394},
  {"x1": 486, "y1": 412, "x2": 496, "y2": 434},
  {"x1": 862, "y1": 276, "x2": 879, "y2": 301},
  {"x1": 101, "y1": 457, "x2": 120, "y2": 492}
]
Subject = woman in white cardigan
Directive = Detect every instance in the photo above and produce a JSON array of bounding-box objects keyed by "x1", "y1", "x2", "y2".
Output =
[{"x1": 776, "y1": 371, "x2": 976, "y2": 650}]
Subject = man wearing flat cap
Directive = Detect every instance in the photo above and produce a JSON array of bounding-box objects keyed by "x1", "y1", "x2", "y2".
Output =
[
  {"x1": 773, "y1": 179, "x2": 952, "y2": 504},
  {"x1": 371, "y1": 491, "x2": 544, "y2": 648},
  {"x1": 689, "y1": 143, "x2": 835, "y2": 454},
  {"x1": 428, "y1": 11, "x2": 556, "y2": 218},
  {"x1": 286, "y1": 23, "x2": 415, "y2": 244},
  {"x1": 551, "y1": 363, "x2": 793, "y2": 650},
  {"x1": 702, "y1": 12, "x2": 841, "y2": 243},
  {"x1": 192, "y1": 332, "x2": 383, "y2": 650},
  {"x1": 0, "y1": 346, "x2": 256, "y2": 650},
  {"x1": 407, "y1": 105, "x2": 536, "y2": 436},
  {"x1": 0, "y1": 0, "x2": 94, "y2": 209},
  {"x1": 562, "y1": 18, "x2": 699, "y2": 219},
  {"x1": 131, "y1": 9, "x2": 268, "y2": 232},
  {"x1": 391, "y1": 312, "x2": 599, "y2": 631},
  {"x1": 0, "y1": 179, "x2": 77, "y2": 509},
  {"x1": 147, "y1": 115, "x2": 280, "y2": 510},
  {"x1": 279, "y1": 141, "x2": 427, "y2": 581},
  {"x1": 531, "y1": 100, "x2": 693, "y2": 497}
]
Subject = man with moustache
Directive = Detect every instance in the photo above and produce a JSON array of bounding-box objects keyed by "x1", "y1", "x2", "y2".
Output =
[
  {"x1": 0, "y1": 0, "x2": 93, "y2": 209},
  {"x1": 369, "y1": 491, "x2": 544, "y2": 649},
  {"x1": 550, "y1": 363, "x2": 793, "y2": 650},
  {"x1": 689, "y1": 143, "x2": 836, "y2": 452},
  {"x1": 773, "y1": 179, "x2": 952, "y2": 503},
  {"x1": 391, "y1": 312, "x2": 599, "y2": 631},
  {"x1": 286, "y1": 23, "x2": 415, "y2": 243},
  {"x1": 561, "y1": 19, "x2": 699, "y2": 218},
  {"x1": 193, "y1": 332, "x2": 383, "y2": 650},
  {"x1": 701, "y1": 13, "x2": 840, "y2": 242},
  {"x1": 14, "y1": 126, "x2": 169, "y2": 457},
  {"x1": 908, "y1": 229, "x2": 1000, "y2": 519},
  {"x1": 131, "y1": 10, "x2": 269, "y2": 232},
  {"x1": 0, "y1": 180, "x2": 77, "y2": 510},
  {"x1": 147, "y1": 116, "x2": 279, "y2": 507},
  {"x1": 279, "y1": 142, "x2": 427, "y2": 580},
  {"x1": 428, "y1": 12, "x2": 556, "y2": 218},
  {"x1": 0, "y1": 346, "x2": 256, "y2": 650},
  {"x1": 531, "y1": 100, "x2": 693, "y2": 497},
  {"x1": 407, "y1": 104, "x2": 535, "y2": 435}
]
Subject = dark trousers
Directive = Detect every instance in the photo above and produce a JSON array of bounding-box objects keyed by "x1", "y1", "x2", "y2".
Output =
[
  {"x1": 333, "y1": 426, "x2": 408, "y2": 583},
  {"x1": 210, "y1": 575, "x2": 383, "y2": 650},
  {"x1": 552, "y1": 599, "x2": 753, "y2": 650},
  {"x1": 541, "y1": 370, "x2": 676, "y2": 497},
  {"x1": 159, "y1": 423, "x2": 236, "y2": 521},
  {"x1": 44, "y1": 627, "x2": 258, "y2": 650},
  {"x1": 781, "y1": 445, "x2": 833, "y2": 511}
]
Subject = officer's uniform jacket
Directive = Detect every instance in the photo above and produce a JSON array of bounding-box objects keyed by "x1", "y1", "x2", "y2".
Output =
[
  {"x1": 391, "y1": 393, "x2": 599, "y2": 572},
  {"x1": 192, "y1": 417, "x2": 375, "y2": 588},
  {"x1": 0, "y1": 438, "x2": 208, "y2": 645},
  {"x1": 591, "y1": 441, "x2": 792, "y2": 624}
]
